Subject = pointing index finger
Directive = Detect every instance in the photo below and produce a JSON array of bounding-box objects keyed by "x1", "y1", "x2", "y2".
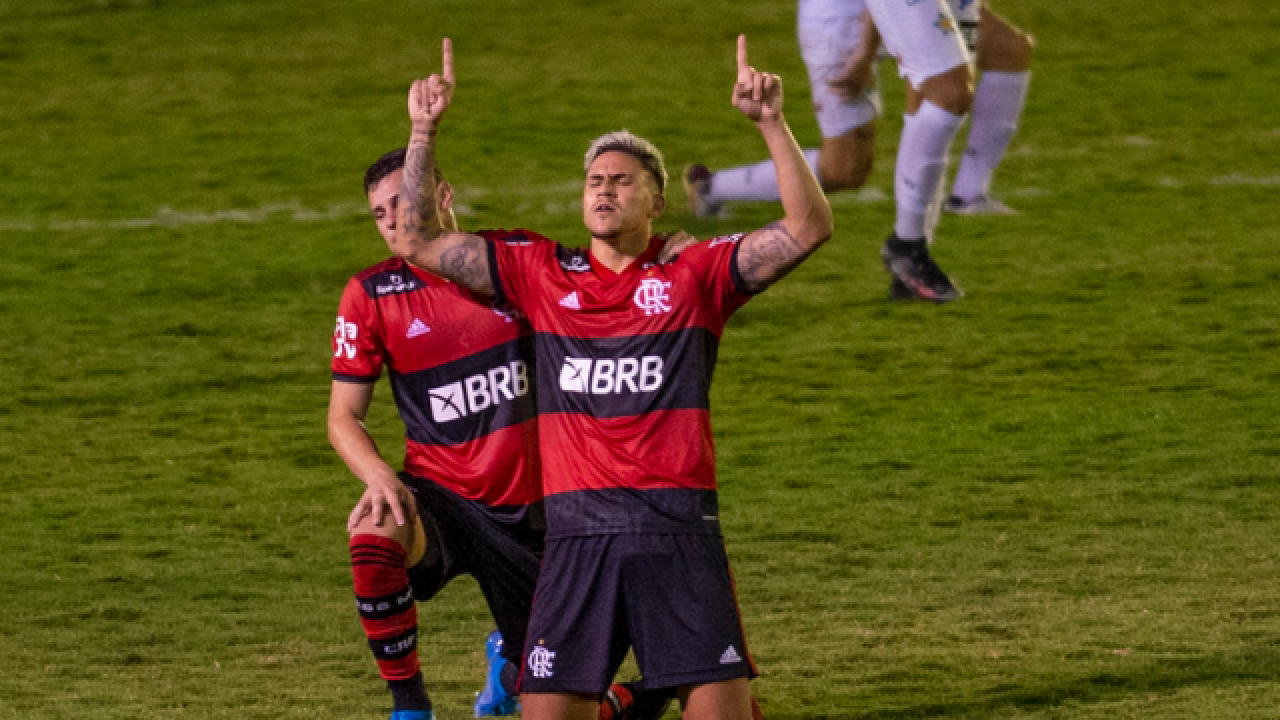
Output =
[
  {"x1": 737, "y1": 34, "x2": 749, "y2": 74},
  {"x1": 442, "y1": 37, "x2": 454, "y2": 84}
]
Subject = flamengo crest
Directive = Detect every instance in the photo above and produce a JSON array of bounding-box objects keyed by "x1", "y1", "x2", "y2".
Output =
[
  {"x1": 633, "y1": 278, "x2": 672, "y2": 316},
  {"x1": 528, "y1": 645, "x2": 556, "y2": 678}
]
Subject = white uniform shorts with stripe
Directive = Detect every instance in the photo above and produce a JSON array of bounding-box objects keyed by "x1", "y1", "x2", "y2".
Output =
[
  {"x1": 866, "y1": 0, "x2": 973, "y2": 89},
  {"x1": 798, "y1": 0, "x2": 881, "y2": 137}
]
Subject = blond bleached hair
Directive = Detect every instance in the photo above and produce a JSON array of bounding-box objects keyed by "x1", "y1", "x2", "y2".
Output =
[{"x1": 583, "y1": 131, "x2": 668, "y2": 193}]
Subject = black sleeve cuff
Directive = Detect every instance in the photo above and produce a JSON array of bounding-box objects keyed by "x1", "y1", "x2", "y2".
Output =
[
  {"x1": 486, "y1": 238, "x2": 508, "y2": 304},
  {"x1": 332, "y1": 371, "x2": 380, "y2": 384},
  {"x1": 729, "y1": 240, "x2": 764, "y2": 296}
]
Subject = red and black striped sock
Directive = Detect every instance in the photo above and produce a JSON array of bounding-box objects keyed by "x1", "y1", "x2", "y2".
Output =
[{"x1": 350, "y1": 534, "x2": 429, "y2": 712}]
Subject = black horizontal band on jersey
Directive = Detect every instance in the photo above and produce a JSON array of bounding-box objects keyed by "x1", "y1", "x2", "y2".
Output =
[
  {"x1": 389, "y1": 336, "x2": 537, "y2": 446},
  {"x1": 533, "y1": 327, "x2": 718, "y2": 418},
  {"x1": 545, "y1": 487, "x2": 721, "y2": 538}
]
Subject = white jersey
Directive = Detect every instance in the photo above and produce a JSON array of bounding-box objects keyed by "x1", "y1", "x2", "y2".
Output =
[{"x1": 797, "y1": 0, "x2": 879, "y2": 136}]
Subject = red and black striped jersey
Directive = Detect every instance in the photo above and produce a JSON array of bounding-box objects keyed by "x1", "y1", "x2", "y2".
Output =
[
  {"x1": 484, "y1": 229, "x2": 755, "y2": 537},
  {"x1": 332, "y1": 257, "x2": 540, "y2": 508}
]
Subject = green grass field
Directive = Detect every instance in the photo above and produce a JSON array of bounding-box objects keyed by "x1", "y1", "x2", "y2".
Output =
[{"x1": 2, "y1": 0, "x2": 1278, "y2": 718}]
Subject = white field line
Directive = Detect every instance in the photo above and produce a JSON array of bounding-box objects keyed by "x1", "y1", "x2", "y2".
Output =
[
  {"x1": 1210, "y1": 174, "x2": 1280, "y2": 187},
  {"x1": 11, "y1": 163, "x2": 1269, "y2": 234},
  {"x1": 0, "y1": 185, "x2": 584, "y2": 233}
]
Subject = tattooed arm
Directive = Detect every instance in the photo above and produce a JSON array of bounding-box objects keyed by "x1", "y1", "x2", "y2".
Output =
[
  {"x1": 730, "y1": 35, "x2": 834, "y2": 293},
  {"x1": 393, "y1": 38, "x2": 495, "y2": 296}
]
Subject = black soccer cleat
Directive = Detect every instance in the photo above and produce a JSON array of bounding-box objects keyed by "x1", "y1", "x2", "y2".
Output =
[{"x1": 880, "y1": 233, "x2": 963, "y2": 303}]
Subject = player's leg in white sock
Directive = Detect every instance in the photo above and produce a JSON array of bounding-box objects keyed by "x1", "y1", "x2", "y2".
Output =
[
  {"x1": 706, "y1": 149, "x2": 822, "y2": 205},
  {"x1": 893, "y1": 101, "x2": 964, "y2": 240},
  {"x1": 951, "y1": 7, "x2": 1033, "y2": 202},
  {"x1": 951, "y1": 71, "x2": 1030, "y2": 200}
]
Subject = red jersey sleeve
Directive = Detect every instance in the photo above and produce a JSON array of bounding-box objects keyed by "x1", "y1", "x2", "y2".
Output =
[
  {"x1": 331, "y1": 277, "x2": 385, "y2": 382},
  {"x1": 481, "y1": 228, "x2": 557, "y2": 316},
  {"x1": 681, "y1": 233, "x2": 756, "y2": 326}
]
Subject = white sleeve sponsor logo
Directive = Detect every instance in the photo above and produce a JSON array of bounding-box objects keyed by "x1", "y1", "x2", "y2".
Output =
[
  {"x1": 559, "y1": 356, "x2": 663, "y2": 395},
  {"x1": 333, "y1": 316, "x2": 359, "y2": 360},
  {"x1": 708, "y1": 232, "x2": 744, "y2": 248},
  {"x1": 428, "y1": 361, "x2": 530, "y2": 424}
]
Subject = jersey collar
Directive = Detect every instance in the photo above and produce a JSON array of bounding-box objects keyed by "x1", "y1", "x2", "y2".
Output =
[{"x1": 589, "y1": 235, "x2": 666, "y2": 279}]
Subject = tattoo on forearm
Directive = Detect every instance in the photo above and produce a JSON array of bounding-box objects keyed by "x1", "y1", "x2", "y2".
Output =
[
  {"x1": 399, "y1": 143, "x2": 440, "y2": 243},
  {"x1": 738, "y1": 221, "x2": 808, "y2": 293}
]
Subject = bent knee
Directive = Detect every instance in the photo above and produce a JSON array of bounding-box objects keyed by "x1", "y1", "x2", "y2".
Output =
[
  {"x1": 819, "y1": 126, "x2": 875, "y2": 191},
  {"x1": 922, "y1": 67, "x2": 974, "y2": 115},
  {"x1": 821, "y1": 159, "x2": 872, "y2": 192},
  {"x1": 349, "y1": 512, "x2": 414, "y2": 542}
]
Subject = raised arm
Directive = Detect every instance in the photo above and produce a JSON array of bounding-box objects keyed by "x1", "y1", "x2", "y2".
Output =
[
  {"x1": 394, "y1": 38, "x2": 495, "y2": 295},
  {"x1": 730, "y1": 35, "x2": 835, "y2": 294}
]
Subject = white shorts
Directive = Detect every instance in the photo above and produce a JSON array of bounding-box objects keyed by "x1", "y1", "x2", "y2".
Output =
[
  {"x1": 797, "y1": 0, "x2": 881, "y2": 138},
  {"x1": 866, "y1": 0, "x2": 972, "y2": 89}
]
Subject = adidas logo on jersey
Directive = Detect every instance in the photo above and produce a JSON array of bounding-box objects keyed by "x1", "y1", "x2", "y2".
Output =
[
  {"x1": 559, "y1": 291, "x2": 581, "y2": 310},
  {"x1": 720, "y1": 645, "x2": 742, "y2": 665},
  {"x1": 428, "y1": 361, "x2": 530, "y2": 424},
  {"x1": 559, "y1": 356, "x2": 663, "y2": 395},
  {"x1": 406, "y1": 318, "x2": 431, "y2": 338}
]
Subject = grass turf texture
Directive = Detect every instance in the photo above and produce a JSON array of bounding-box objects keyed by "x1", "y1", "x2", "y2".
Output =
[{"x1": 1, "y1": 0, "x2": 1278, "y2": 717}]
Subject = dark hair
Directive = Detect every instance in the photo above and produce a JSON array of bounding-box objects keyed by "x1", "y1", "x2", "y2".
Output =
[
  {"x1": 364, "y1": 148, "x2": 446, "y2": 194},
  {"x1": 364, "y1": 149, "x2": 406, "y2": 194}
]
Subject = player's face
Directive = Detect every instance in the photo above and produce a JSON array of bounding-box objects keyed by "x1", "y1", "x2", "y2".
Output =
[
  {"x1": 583, "y1": 152, "x2": 664, "y2": 242},
  {"x1": 367, "y1": 169, "x2": 458, "y2": 253},
  {"x1": 367, "y1": 169, "x2": 403, "y2": 248}
]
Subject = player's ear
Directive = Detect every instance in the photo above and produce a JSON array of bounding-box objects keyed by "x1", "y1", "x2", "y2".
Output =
[{"x1": 650, "y1": 193, "x2": 665, "y2": 218}]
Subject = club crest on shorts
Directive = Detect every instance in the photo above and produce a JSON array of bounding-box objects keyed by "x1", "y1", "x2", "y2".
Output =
[
  {"x1": 528, "y1": 644, "x2": 556, "y2": 678},
  {"x1": 633, "y1": 277, "x2": 673, "y2": 316}
]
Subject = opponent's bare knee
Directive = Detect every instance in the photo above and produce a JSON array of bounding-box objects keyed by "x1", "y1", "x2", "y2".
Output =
[
  {"x1": 915, "y1": 64, "x2": 974, "y2": 115},
  {"x1": 819, "y1": 125, "x2": 875, "y2": 191}
]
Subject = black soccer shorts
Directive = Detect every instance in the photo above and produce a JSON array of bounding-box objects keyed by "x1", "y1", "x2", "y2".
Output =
[
  {"x1": 519, "y1": 532, "x2": 757, "y2": 694},
  {"x1": 400, "y1": 472, "x2": 544, "y2": 668}
]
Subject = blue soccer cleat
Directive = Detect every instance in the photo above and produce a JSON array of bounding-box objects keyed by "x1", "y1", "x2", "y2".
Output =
[
  {"x1": 390, "y1": 711, "x2": 434, "y2": 720},
  {"x1": 474, "y1": 630, "x2": 519, "y2": 717}
]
